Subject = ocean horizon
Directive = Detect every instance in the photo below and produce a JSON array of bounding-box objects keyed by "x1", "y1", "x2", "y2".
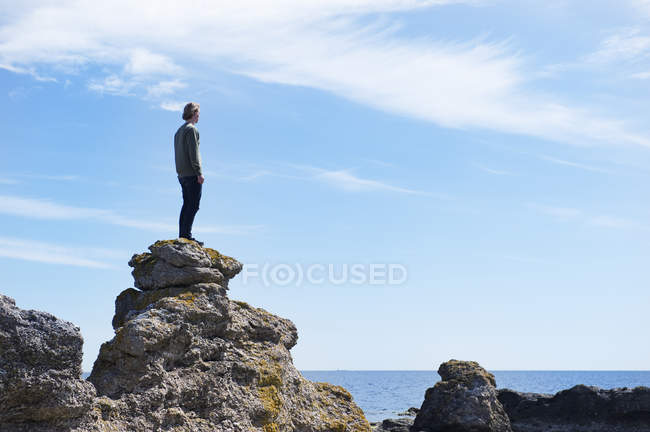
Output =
[{"x1": 81, "y1": 370, "x2": 650, "y2": 422}]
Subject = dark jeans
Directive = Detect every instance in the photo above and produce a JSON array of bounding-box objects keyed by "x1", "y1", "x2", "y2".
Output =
[{"x1": 178, "y1": 175, "x2": 202, "y2": 239}]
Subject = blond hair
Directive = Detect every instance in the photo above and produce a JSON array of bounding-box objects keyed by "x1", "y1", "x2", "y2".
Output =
[{"x1": 182, "y1": 102, "x2": 200, "y2": 121}]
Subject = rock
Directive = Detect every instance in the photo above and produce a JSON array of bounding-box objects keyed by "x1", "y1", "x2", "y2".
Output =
[
  {"x1": 2, "y1": 239, "x2": 370, "y2": 431},
  {"x1": 129, "y1": 252, "x2": 224, "y2": 290},
  {"x1": 149, "y1": 239, "x2": 213, "y2": 267},
  {"x1": 397, "y1": 406, "x2": 419, "y2": 416},
  {"x1": 128, "y1": 238, "x2": 244, "y2": 291},
  {"x1": 0, "y1": 294, "x2": 96, "y2": 425},
  {"x1": 498, "y1": 385, "x2": 650, "y2": 432},
  {"x1": 372, "y1": 417, "x2": 414, "y2": 431},
  {"x1": 111, "y1": 283, "x2": 227, "y2": 329},
  {"x1": 412, "y1": 359, "x2": 512, "y2": 432}
]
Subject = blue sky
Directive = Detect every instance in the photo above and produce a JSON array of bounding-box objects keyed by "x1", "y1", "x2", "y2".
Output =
[{"x1": 1, "y1": 0, "x2": 650, "y2": 372}]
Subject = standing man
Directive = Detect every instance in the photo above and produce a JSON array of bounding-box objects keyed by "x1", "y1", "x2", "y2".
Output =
[{"x1": 174, "y1": 102, "x2": 205, "y2": 246}]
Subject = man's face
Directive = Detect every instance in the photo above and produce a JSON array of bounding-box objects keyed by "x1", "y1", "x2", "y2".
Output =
[{"x1": 192, "y1": 110, "x2": 200, "y2": 124}]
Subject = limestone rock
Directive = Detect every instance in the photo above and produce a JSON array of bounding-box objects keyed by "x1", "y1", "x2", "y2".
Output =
[
  {"x1": 498, "y1": 385, "x2": 650, "y2": 432},
  {"x1": 2, "y1": 239, "x2": 370, "y2": 431},
  {"x1": 372, "y1": 417, "x2": 414, "y2": 432},
  {"x1": 89, "y1": 284, "x2": 369, "y2": 431},
  {"x1": 0, "y1": 294, "x2": 96, "y2": 425},
  {"x1": 128, "y1": 238, "x2": 243, "y2": 291},
  {"x1": 412, "y1": 359, "x2": 512, "y2": 432}
]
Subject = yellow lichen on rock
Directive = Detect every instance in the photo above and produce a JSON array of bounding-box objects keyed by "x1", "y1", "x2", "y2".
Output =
[
  {"x1": 262, "y1": 423, "x2": 280, "y2": 432},
  {"x1": 175, "y1": 291, "x2": 198, "y2": 306},
  {"x1": 258, "y1": 384, "x2": 282, "y2": 423},
  {"x1": 312, "y1": 381, "x2": 372, "y2": 432}
]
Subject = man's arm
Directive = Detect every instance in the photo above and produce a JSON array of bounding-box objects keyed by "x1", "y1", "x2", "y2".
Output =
[{"x1": 186, "y1": 127, "x2": 203, "y2": 177}]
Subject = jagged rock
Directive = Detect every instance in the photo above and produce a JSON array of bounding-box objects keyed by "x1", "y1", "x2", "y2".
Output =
[
  {"x1": 498, "y1": 385, "x2": 650, "y2": 432},
  {"x1": 89, "y1": 285, "x2": 368, "y2": 431},
  {"x1": 1, "y1": 239, "x2": 370, "y2": 431},
  {"x1": 397, "y1": 406, "x2": 419, "y2": 416},
  {"x1": 372, "y1": 417, "x2": 414, "y2": 431},
  {"x1": 129, "y1": 252, "x2": 224, "y2": 290},
  {"x1": 0, "y1": 294, "x2": 96, "y2": 425},
  {"x1": 128, "y1": 239, "x2": 244, "y2": 291},
  {"x1": 412, "y1": 359, "x2": 512, "y2": 432},
  {"x1": 111, "y1": 283, "x2": 227, "y2": 329}
]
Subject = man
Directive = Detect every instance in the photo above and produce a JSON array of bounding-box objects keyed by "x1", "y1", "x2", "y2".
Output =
[{"x1": 174, "y1": 102, "x2": 205, "y2": 246}]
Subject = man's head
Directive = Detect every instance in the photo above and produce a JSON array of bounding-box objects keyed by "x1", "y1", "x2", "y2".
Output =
[{"x1": 182, "y1": 102, "x2": 200, "y2": 124}]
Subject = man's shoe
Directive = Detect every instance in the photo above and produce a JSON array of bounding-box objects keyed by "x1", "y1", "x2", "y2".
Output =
[{"x1": 189, "y1": 237, "x2": 204, "y2": 246}]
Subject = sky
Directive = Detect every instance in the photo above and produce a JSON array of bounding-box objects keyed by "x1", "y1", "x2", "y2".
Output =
[{"x1": 1, "y1": 0, "x2": 650, "y2": 372}]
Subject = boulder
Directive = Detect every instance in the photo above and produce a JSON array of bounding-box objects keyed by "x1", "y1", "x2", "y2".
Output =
[
  {"x1": 0, "y1": 294, "x2": 96, "y2": 425},
  {"x1": 128, "y1": 239, "x2": 244, "y2": 291},
  {"x1": 412, "y1": 359, "x2": 512, "y2": 432},
  {"x1": 498, "y1": 385, "x2": 650, "y2": 432},
  {"x1": 372, "y1": 417, "x2": 414, "y2": 431}
]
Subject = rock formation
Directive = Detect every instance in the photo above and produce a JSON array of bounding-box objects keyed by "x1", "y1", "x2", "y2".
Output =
[
  {"x1": 0, "y1": 238, "x2": 371, "y2": 432},
  {"x1": 411, "y1": 359, "x2": 512, "y2": 432},
  {"x1": 498, "y1": 385, "x2": 650, "y2": 432},
  {"x1": 0, "y1": 295, "x2": 96, "y2": 427}
]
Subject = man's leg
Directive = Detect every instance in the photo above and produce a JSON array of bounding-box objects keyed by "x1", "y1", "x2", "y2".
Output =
[
  {"x1": 185, "y1": 177, "x2": 202, "y2": 238},
  {"x1": 179, "y1": 176, "x2": 193, "y2": 238}
]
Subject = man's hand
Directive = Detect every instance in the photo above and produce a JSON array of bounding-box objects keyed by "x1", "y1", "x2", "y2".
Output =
[{"x1": 197, "y1": 175, "x2": 205, "y2": 184}]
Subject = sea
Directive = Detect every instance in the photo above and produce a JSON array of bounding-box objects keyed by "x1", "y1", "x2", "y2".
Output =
[{"x1": 82, "y1": 370, "x2": 650, "y2": 423}]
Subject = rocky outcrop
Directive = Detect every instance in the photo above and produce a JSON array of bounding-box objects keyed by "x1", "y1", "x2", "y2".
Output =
[
  {"x1": 0, "y1": 294, "x2": 96, "y2": 429},
  {"x1": 371, "y1": 417, "x2": 413, "y2": 432},
  {"x1": 498, "y1": 385, "x2": 650, "y2": 432},
  {"x1": 373, "y1": 360, "x2": 650, "y2": 432},
  {"x1": 412, "y1": 359, "x2": 512, "y2": 432},
  {"x1": 0, "y1": 238, "x2": 371, "y2": 432}
]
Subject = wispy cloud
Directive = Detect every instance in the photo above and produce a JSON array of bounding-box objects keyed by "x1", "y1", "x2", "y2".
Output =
[
  {"x1": 0, "y1": 62, "x2": 55, "y2": 82},
  {"x1": 0, "y1": 236, "x2": 125, "y2": 268},
  {"x1": 147, "y1": 79, "x2": 186, "y2": 98},
  {"x1": 472, "y1": 162, "x2": 513, "y2": 176},
  {"x1": 529, "y1": 202, "x2": 650, "y2": 232},
  {"x1": 0, "y1": 194, "x2": 262, "y2": 235},
  {"x1": 87, "y1": 74, "x2": 136, "y2": 96},
  {"x1": 588, "y1": 215, "x2": 650, "y2": 231},
  {"x1": 290, "y1": 164, "x2": 445, "y2": 197},
  {"x1": 585, "y1": 28, "x2": 650, "y2": 64},
  {"x1": 1, "y1": 1, "x2": 648, "y2": 147},
  {"x1": 528, "y1": 203, "x2": 582, "y2": 220},
  {"x1": 537, "y1": 155, "x2": 613, "y2": 174},
  {"x1": 160, "y1": 100, "x2": 186, "y2": 112}
]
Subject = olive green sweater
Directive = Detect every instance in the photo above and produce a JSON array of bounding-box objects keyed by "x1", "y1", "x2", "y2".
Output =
[{"x1": 174, "y1": 122, "x2": 202, "y2": 177}]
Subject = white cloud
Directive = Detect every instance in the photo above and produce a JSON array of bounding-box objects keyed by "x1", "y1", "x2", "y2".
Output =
[
  {"x1": 0, "y1": 62, "x2": 55, "y2": 81},
  {"x1": 292, "y1": 164, "x2": 443, "y2": 197},
  {"x1": 125, "y1": 48, "x2": 182, "y2": 76},
  {"x1": 528, "y1": 203, "x2": 582, "y2": 219},
  {"x1": 160, "y1": 100, "x2": 186, "y2": 112},
  {"x1": 472, "y1": 162, "x2": 512, "y2": 175},
  {"x1": 87, "y1": 74, "x2": 135, "y2": 96},
  {"x1": 0, "y1": 236, "x2": 124, "y2": 268},
  {"x1": 585, "y1": 28, "x2": 650, "y2": 64},
  {"x1": 529, "y1": 202, "x2": 650, "y2": 232},
  {"x1": 588, "y1": 215, "x2": 650, "y2": 231},
  {"x1": 1, "y1": 1, "x2": 649, "y2": 147},
  {"x1": 0, "y1": 194, "x2": 262, "y2": 235},
  {"x1": 537, "y1": 155, "x2": 613, "y2": 174},
  {"x1": 147, "y1": 80, "x2": 186, "y2": 98}
]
